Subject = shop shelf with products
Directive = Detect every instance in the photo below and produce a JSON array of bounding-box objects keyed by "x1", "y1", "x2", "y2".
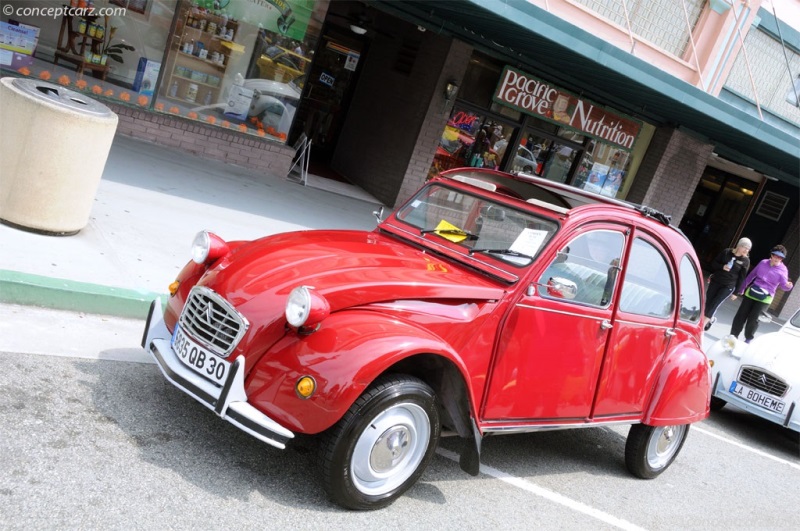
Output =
[
  {"x1": 53, "y1": 10, "x2": 110, "y2": 80},
  {"x1": 162, "y1": 8, "x2": 240, "y2": 107}
]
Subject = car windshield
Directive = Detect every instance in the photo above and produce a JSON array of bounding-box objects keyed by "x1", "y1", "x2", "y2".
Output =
[{"x1": 395, "y1": 183, "x2": 558, "y2": 267}]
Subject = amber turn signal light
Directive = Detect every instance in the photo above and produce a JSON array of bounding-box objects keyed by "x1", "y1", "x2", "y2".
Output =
[
  {"x1": 168, "y1": 280, "x2": 180, "y2": 296},
  {"x1": 296, "y1": 376, "x2": 316, "y2": 399}
]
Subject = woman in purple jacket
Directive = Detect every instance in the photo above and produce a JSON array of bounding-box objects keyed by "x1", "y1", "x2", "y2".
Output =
[{"x1": 730, "y1": 244, "x2": 794, "y2": 342}]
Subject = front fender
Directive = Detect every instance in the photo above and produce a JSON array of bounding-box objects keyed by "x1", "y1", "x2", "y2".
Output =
[
  {"x1": 243, "y1": 310, "x2": 472, "y2": 434},
  {"x1": 643, "y1": 339, "x2": 710, "y2": 425}
]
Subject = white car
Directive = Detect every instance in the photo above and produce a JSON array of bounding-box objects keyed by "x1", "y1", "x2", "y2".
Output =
[
  {"x1": 706, "y1": 309, "x2": 800, "y2": 433},
  {"x1": 512, "y1": 146, "x2": 540, "y2": 173}
]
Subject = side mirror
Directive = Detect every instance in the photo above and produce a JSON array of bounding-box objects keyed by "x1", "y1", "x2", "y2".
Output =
[
  {"x1": 373, "y1": 206, "x2": 384, "y2": 224},
  {"x1": 527, "y1": 277, "x2": 578, "y2": 299},
  {"x1": 546, "y1": 277, "x2": 578, "y2": 300}
]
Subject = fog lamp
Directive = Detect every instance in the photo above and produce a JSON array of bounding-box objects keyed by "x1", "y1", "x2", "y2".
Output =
[{"x1": 296, "y1": 376, "x2": 316, "y2": 399}]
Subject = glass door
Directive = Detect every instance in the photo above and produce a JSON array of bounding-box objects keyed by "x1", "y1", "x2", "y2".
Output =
[
  {"x1": 679, "y1": 169, "x2": 758, "y2": 269},
  {"x1": 292, "y1": 26, "x2": 365, "y2": 165},
  {"x1": 510, "y1": 122, "x2": 585, "y2": 182}
]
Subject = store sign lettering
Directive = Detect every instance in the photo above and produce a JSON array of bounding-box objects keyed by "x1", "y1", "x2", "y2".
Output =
[{"x1": 494, "y1": 66, "x2": 641, "y2": 150}]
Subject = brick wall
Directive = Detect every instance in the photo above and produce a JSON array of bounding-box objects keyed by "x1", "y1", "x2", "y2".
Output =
[
  {"x1": 627, "y1": 125, "x2": 713, "y2": 223},
  {"x1": 332, "y1": 20, "x2": 465, "y2": 206},
  {"x1": 108, "y1": 103, "x2": 295, "y2": 178},
  {"x1": 394, "y1": 39, "x2": 473, "y2": 208}
]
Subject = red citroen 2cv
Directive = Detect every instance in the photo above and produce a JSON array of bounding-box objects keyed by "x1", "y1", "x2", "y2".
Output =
[{"x1": 142, "y1": 167, "x2": 710, "y2": 510}]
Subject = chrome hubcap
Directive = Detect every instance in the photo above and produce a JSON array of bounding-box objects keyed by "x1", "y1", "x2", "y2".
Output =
[
  {"x1": 351, "y1": 403, "x2": 430, "y2": 496},
  {"x1": 647, "y1": 424, "x2": 685, "y2": 469}
]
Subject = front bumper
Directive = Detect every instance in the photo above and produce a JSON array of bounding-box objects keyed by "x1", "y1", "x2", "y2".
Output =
[
  {"x1": 142, "y1": 298, "x2": 295, "y2": 449},
  {"x1": 711, "y1": 372, "x2": 799, "y2": 433}
]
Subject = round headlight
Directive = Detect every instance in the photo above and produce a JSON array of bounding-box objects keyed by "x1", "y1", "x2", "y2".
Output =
[
  {"x1": 285, "y1": 286, "x2": 330, "y2": 330},
  {"x1": 285, "y1": 286, "x2": 312, "y2": 327},
  {"x1": 721, "y1": 334, "x2": 738, "y2": 352},
  {"x1": 191, "y1": 230, "x2": 230, "y2": 265},
  {"x1": 191, "y1": 231, "x2": 210, "y2": 264}
]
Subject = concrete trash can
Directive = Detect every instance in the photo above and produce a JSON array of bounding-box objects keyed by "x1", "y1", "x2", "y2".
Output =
[{"x1": 0, "y1": 77, "x2": 118, "y2": 235}]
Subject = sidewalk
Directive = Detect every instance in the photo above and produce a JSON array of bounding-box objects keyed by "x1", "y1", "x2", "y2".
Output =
[
  {"x1": 701, "y1": 295, "x2": 783, "y2": 349},
  {"x1": 0, "y1": 134, "x2": 383, "y2": 318}
]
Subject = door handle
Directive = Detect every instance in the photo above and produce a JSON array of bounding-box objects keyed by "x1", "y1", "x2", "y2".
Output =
[
  {"x1": 665, "y1": 328, "x2": 676, "y2": 337},
  {"x1": 600, "y1": 319, "x2": 613, "y2": 330}
]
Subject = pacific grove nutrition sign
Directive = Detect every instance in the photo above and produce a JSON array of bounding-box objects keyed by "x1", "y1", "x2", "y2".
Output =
[{"x1": 494, "y1": 66, "x2": 641, "y2": 151}]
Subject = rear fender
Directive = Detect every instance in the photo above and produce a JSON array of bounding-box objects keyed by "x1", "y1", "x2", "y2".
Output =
[
  {"x1": 643, "y1": 339, "x2": 711, "y2": 425},
  {"x1": 244, "y1": 310, "x2": 473, "y2": 435}
]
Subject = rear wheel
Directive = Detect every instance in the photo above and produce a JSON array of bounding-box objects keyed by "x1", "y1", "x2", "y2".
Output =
[
  {"x1": 320, "y1": 375, "x2": 440, "y2": 510},
  {"x1": 625, "y1": 423, "x2": 689, "y2": 479}
]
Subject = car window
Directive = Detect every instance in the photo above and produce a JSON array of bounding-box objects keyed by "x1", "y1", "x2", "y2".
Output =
[
  {"x1": 538, "y1": 230, "x2": 624, "y2": 306},
  {"x1": 395, "y1": 183, "x2": 558, "y2": 267},
  {"x1": 277, "y1": 56, "x2": 299, "y2": 70},
  {"x1": 678, "y1": 255, "x2": 702, "y2": 322},
  {"x1": 619, "y1": 238, "x2": 674, "y2": 317}
]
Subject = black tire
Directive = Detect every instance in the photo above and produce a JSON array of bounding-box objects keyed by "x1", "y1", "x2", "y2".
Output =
[
  {"x1": 320, "y1": 374, "x2": 441, "y2": 510},
  {"x1": 710, "y1": 396, "x2": 727, "y2": 411},
  {"x1": 625, "y1": 423, "x2": 689, "y2": 479}
]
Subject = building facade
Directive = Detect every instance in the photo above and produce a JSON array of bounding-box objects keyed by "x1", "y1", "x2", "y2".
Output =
[{"x1": 1, "y1": 0, "x2": 798, "y2": 317}]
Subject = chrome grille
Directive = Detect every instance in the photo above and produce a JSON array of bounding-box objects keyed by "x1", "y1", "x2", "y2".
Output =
[
  {"x1": 738, "y1": 366, "x2": 788, "y2": 398},
  {"x1": 178, "y1": 287, "x2": 248, "y2": 358}
]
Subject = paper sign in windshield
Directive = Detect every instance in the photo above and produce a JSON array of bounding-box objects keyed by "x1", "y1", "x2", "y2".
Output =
[{"x1": 510, "y1": 229, "x2": 548, "y2": 257}]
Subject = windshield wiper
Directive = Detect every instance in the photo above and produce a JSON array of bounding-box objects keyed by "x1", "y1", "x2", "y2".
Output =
[
  {"x1": 470, "y1": 248, "x2": 534, "y2": 260},
  {"x1": 420, "y1": 228, "x2": 478, "y2": 241}
]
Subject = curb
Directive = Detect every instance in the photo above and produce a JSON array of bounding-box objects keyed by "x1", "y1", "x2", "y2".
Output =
[{"x1": 0, "y1": 269, "x2": 166, "y2": 319}]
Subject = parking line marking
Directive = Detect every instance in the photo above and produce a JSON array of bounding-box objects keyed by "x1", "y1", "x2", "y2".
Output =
[
  {"x1": 694, "y1": 426, "x2": 800, "y2": 471},
  {"x1": 436, "y1": 448, "x2": 646, "y2": 531}
]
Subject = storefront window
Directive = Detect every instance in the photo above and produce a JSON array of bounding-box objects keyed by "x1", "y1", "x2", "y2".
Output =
[
  {"x1": 430, "y1": 106, "x2": 517, "y2": 178},
  {"x1": 574, "y1": 141, "x2": 631, "y2": 197},
  {"x1": 1, "y1": 0, "x2": 175, "y2": 109},
  {"x1": 1, "y1": 1, "x2": 325, "y2": 143},
  {"x1": 156, "y1": 0, "x2": 323, "y2": 142}
]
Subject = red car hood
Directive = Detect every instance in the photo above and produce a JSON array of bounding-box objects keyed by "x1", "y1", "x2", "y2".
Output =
[{"x1": 199, "y1": 230, "x2": 506, "y2": 311}]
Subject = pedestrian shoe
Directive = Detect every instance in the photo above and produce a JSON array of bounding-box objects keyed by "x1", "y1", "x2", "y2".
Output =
[{"x1": 704, "y1": 317, "x2": 716, "y2": 331}]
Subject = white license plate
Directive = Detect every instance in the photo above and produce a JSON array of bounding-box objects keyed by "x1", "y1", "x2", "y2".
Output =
[
  {"x1": 729, "y1": 381, "x2": 786, "y2": 413},
  {"x1": 171, "y1": 325, "x2": 230, "y2": 385}
]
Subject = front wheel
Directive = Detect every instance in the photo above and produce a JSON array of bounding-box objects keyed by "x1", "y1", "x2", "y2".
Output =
[
  {"x1": 320, "y1": 375, "x2": 441, "y2": 510},
  {"x1": 625, "y1": 423, "x2": 689, "y2": 479}
]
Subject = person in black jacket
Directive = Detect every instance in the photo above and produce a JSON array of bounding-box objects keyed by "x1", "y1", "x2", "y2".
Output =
[{"x1": 703, "y1": 237, "x2": 752, "y2": 331}]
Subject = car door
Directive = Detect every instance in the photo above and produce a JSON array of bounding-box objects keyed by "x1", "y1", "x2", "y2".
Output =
[
  {"x1": 591, "y1": 231, "x2": 677, "y2": 418},
  {"x1": 482, "y1": 225, "x2": 627, "y2": 421}
]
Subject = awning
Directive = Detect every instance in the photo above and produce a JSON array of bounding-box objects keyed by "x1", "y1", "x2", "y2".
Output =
[{"x1": 375, "y1": 0, "x2": 799, "y2": 185}]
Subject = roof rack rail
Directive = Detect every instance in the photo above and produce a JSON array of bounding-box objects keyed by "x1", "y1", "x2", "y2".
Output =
[{"x1": 635, "y1": 205, "x2": 672, "y2": 226}]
